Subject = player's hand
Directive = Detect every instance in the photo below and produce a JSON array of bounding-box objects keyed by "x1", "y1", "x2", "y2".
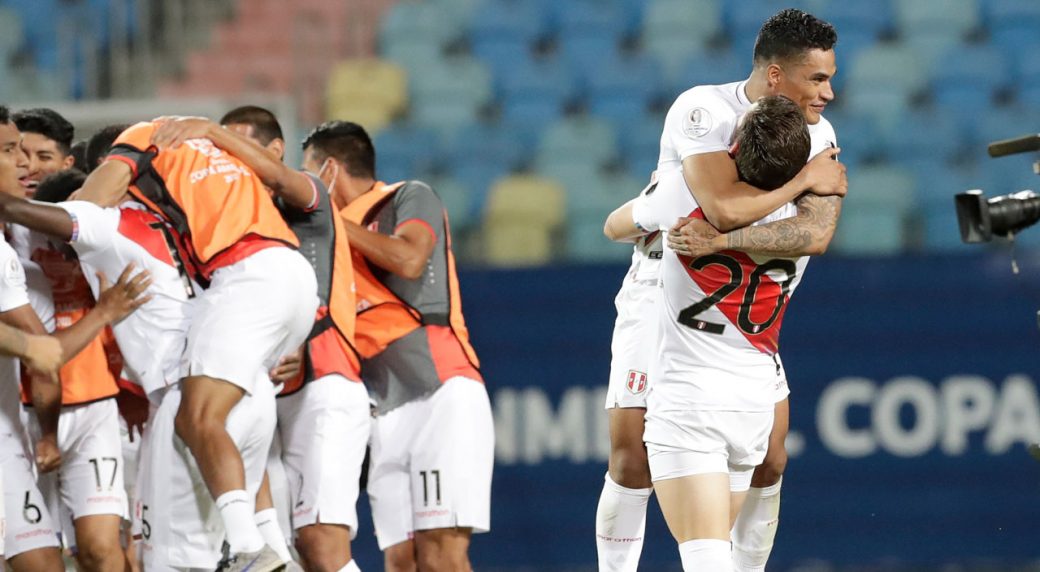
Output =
[
  {"x1": 96, "y1": 264, "x2": 153, "y2": 324},
  {"x1": 668, "y1": 217, "x2": 723, "y2": 258},
  {"x1": 35, "y1": 434, "x2": 61, "y2": 473},
  {"x1": 150, "y1": 116, "x2": 215, "y2": 150},
  {"x1": 800, "y1": 147, "x2": 847, "y2": 197},
  {"x1": 116, "y1": 387, "x2": 149, "y2": 443},
  {"x1": 22, "y1": 334, "x2": 63, "y2": 378},
  {"x1": 270, "y1": 348, "x2": 303, "y2": 385}
]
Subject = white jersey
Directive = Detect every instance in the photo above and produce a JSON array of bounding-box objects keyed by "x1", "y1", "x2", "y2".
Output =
[
  {"x1": 59, "y1": 201, "x2": 195, "y2": 399},
  {"x1": 648, "y1": 80, "x2": 838, "y2": 412},
  {"x1": 0, "y1": 237, "x2": 30, "y2": 435},
  {"x1": 8, "y1": 224, "x2": 55, "y2": 332}
]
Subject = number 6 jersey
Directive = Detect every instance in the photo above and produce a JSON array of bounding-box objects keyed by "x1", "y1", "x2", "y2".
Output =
[{"x1": 642, "y1": 80, "x2": 837, "y2": 413}]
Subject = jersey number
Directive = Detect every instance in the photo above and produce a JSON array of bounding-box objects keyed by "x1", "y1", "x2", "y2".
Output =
[
  {"x1": 419, "y1": 469, "x2": 442, "y2": 507},
  {"x1": 88, "y1": 457, "x2": 119, "y2": 492},
  {"x1": 677, "y1": 254, "x2": 797, "y2": 335}
]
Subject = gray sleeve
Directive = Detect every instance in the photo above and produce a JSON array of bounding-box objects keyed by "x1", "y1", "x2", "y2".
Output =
[{"x1": 392, "y1": 181, "x2": 443, "y2": 240}]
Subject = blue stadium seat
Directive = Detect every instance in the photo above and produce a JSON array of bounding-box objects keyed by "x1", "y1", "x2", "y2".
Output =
[
  {"x1": 556, "y1": 34, "x2": 622, "y2": 83},
  {"x1": 379, "y1": 1, "x2": 457, "y2": 54},
  {"x1": 968, "y1": 106, "x2": 1040, "y2": 159},
  {"x1": 832, "y1": 165, "x2": 916, "y2": 254},
  {"x1": 468, "y1": 0, "x2": 547, "y2": 46},
  {"x1": 615, "y1": 112, "x2": 663, "y2": 180},
  {"x1": 671, "y1": 48, "x2": 746, "y2": 94},
  {"x1": 409, "y1": 55, "x2": 493, "y2": 110},
  {"x1": 822, "y1": 109, "x2": 884, "y2": 166},
  {"x1": 820, "y1": 1, "x2": 894, "y2": 40},
  {"x1": 641, "y1": 0, "x2": 719, "y2": 83},
  {"x1": 832, "y1": 210, "x2": 907, "y2": 254},
  {"x1": 374, "y1": 123, "x2": 440, "y2": 179},
  {"x1": 553, "y1": 0, "x2": 628, "y2": 40},
  {"x1": 428, "y1": 175, "x2": 479, "y2": 231},
  {"x1": 535, "y1": 115, "x2": 618, "y2": 172},
  {"x1": 6, "y1": 0, "x2": 59, "y2": 69},
  {"x1": 1016, "y1": 50, "x2": 1040, "y2": 106},
  {"x1": 931, "y1": 45, "x2": 1009, "y2": 109},
  {"x1": 441, "y1": 120, "x2": 531, "y2": 173},
  {"x1": 984, "y1": 0, "x2": 1040, "y2": 33},
  {"x1": 498, "y1": 58, "x2": 574, "y2": 133},
  {"x1": 893, "y1": 0, "x2": 979, "y2": 37},
  {"x1": 586, "y1": 54, "x2": 664, "y2": 123},
  {"x1": 878, "y1": 109, "x2": 967, "y2": 163},
  {"x1": 431, "y1": 0, "x2": 481, "y2": 28},
  {"x1": 471, "y1": 36, "x2": 535, "y2": 80},
  {"x1": 846, "y1": 43, "x2": 926, "y2": 103},
  {"x1": 453, "y1": 162, "x2": 510, "y2": 215},
  {"x1": 0, "y1": 6, "x2": 24, "y2": 60}
]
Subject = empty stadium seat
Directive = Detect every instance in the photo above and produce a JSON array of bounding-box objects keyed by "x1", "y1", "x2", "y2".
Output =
[
  {"x1": 427, "y1": 175, "x2": 479, "y2": 231},
  {"x1": 379, "y1": 1, "x2": 458, "y2": 54},
  {"x1": 931, "y1": 45, "x2": 1009, "y2": 109},
  {"x1": 566, "y1": 172, "x2": 645, "y2": 262},
  {"x1": 0, "y1": 6, "x2": 24, "y2": 60},
  {"x1": 471, "y1": 36, "x2": 535, "y2": 80},
  {"x1": 832, "y1": 165, "x2": 916, "y2": 254},
  {"x1": 586, "y1": 54, "x2": 664, "y2": 124},
  {"x1": 374, "y1": 123, "x2": 441, "y2": 180},
  {"x1": 878, "y1": 109, "x2": 967, "y2": 163},
  {"x1": 556, "y1": 35, "x2": 622, "y2": 82},
  {"x1": 440, "y1": 120, "x2": 531, "y2": 173},
  {"x1": 535, "y1": 115, "x2": 618, "y2": 171},
  {"x1": 325, "y1": 58, "x2": 407, "y2": 126},
  {"x1": 408, "y1": 55, "x2": 493, "y2": 132},
  {"x1": 671, "y1": 48, "x2": 746, "y2": 94},
  {"x1": 469, "y1": 0, "x2": 548, "y2": 46},
  {"x1": 483, "y1": 175, "x2": 567, "y2": 265},
  {"x1": 893, "y1": 0, "x2": 979, "y2": 37},
  {"x1": 553, "y1": 0, "x2": 628, "y2": 40},
  {"x1": 846, "y1": 44, "x2": 926, "y2": 102}
]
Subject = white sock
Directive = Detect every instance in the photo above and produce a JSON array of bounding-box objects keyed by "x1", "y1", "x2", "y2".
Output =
[
  {"x1": 337, "y1": 560, "x2": 361, "y2": 572},
  {"x1": 679, "y1": 539, "x2": 732, "y2": 571},
  {"x1": 215, "y1": 490, "x2": 265, "y2": 553},
  {"x1": 595, "y1": 473, "x2": 652, "y2": 572},
  {"x1": 731, "y1": 477, "x2": 782, "y2": 572},
  {"x1": 254, "y1": 508, "x2": 292, "y2": 563}
]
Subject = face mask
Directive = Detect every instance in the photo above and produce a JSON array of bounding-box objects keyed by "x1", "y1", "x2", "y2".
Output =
[{"x1": 318, "y1": 158, "x2": 339, "y2": 197}]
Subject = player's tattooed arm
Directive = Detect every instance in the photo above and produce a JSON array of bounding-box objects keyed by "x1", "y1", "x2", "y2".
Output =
[{"x1": 668, "y1": 193, "x2": 842, "y2": 258}]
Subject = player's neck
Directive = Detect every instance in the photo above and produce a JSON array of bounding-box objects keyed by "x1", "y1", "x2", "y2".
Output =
[
  {"x1": 744, "y1": 72, "x2": 770, "y2": 103},
  {"x1": 339, "y1": 177, "x2": 376, "y2": 206}
]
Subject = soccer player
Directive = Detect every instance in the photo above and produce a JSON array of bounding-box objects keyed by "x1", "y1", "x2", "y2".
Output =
[
  {"x1": 302, "y1": 121, "x2": 493, "y2": 571},
  {"x1": 148, "y1": 106, "x2": 369, "y2": 571},
  {"x1": 0, "y1": 104, "x2": 151, "y2": 572},
  {"x1": 596, "y1": 10, "x2": 846, "y2": 571},
  {"x1": 12, "y1": 108, "x2": 75, "y2": 198},
  {"x1": 77, "y1": 119, "x2": 319, "y2": 571},
  {"x1": 85, "y1": 124, "x2": 131, "y2": 173}
]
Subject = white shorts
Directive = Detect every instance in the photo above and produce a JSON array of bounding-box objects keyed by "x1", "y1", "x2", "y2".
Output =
[
  {"x1": 28, "y1": 399, "x2": 128, "y2": 528},
  {"x1": 119, "y1": 415, "x2": 141, "y2": 518},
  {"x1": 644, "y1": 409, "x2": 773, "y2": 493},
  {"x1": 1, "y1": 430, "x2": 60, "y2": 558},
  {"x1": 136, "y1": 378, "x2": 276, "y2": 570},
  {"x1": 277, "y1": 375, "x2": 370, "y2": 537},
  {"x1": 367, "y1": 377, "x2": 494, "y2": 550},
  {"x1": 605, "y1": 280, "x2": 658, "y2": 409},
  {"x1": 183, "y1": 247, "x2": 318, "y2": 394}
]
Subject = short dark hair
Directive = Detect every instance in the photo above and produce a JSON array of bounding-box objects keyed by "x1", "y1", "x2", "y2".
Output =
[
  {"x1": 220, "y1": 105, "x2": 284, "y2": 146},
  {"x1": 301, "y1": 121, "x2": 376, "y2": 179},
  {"x1": 753, "y1": 9, "x2": 837, "y2": 65},
  {"x1": 33, "y1": 168, "x2": 88, "y2": 204},
  {"x1": 70, "y1": 141, "x2": 89, "y2": 172},
  {"x1": 734, "y1": 95, "x2": 811, "y2": 191},
  {"x1": 12, "y1": 108, "x2": 75, "y2": 155},
  {"x1": 85, "y1": 124, "x2": 130, "y2": 172},
  {"x1": 0, "y1": 105, "x2": 10, "y2": 125}
]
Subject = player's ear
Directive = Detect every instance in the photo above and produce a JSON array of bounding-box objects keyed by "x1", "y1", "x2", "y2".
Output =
[
  {"x1": 267, "y1": 138, "x2": 286, "y2": 162},
  {"x1": 765, "y1": 63, "x2": 784, "y2": 90}
]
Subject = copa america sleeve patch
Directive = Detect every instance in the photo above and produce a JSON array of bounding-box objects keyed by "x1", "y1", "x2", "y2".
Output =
[{"x1": 682, "y1": 107, "x2": 713, "y2": 138}]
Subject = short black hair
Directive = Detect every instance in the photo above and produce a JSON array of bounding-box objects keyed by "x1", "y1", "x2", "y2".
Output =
[
  {"x1": 734, "y1": 95, "x2": 811, "y2": 191},
  {"x1": 753, "y1": 9, "x2": 837, "y2": 65},
  {"x1": 33, "y1": 168, "x2": 88, "y2": 204},
  {"x1": 70, "y1": 141, "x2": 89, "y2": 172},
  {"x1": 12, "y1": 108, "x2": 75, "y2": 155},
  {"x1": 0, "y1": 105, "x2": 10, "y2": 125},
  {"x1": 301, "y1": 121, "x2": 376, "y2": 179},
  {"x1": 85, "y1": 124, "x2": 130, "y2": 172},
  {"x1": 220, "y1": 105, "x2": 284, "y2": 146}
]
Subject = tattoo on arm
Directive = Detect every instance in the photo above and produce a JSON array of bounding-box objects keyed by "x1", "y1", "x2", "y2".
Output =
[{"x1": 724, "y1": 194, "x2": 841, "y2": 257}]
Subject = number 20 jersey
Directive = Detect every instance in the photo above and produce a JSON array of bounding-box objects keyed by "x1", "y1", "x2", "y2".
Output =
[{"x1": 648, "y1": 80, "x2": 837, "y2": 413}]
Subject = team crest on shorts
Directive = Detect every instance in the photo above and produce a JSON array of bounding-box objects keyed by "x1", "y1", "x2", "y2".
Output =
[{"x1": 626, "y1": 370, "x2": 648, "y2": 394}]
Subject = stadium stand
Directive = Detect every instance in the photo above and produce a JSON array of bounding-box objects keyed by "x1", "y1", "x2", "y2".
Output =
[{"x1": 3, "y1": 0, "x2": 1039, "y2": 262}]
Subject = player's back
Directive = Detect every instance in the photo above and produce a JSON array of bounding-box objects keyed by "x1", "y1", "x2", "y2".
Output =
[
  {"x1": 60, "y1": 200, "x2": 195, "y2": 399},
  {"x1": 108, "y1": 122, "x2": 298, "y2": 271}
]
